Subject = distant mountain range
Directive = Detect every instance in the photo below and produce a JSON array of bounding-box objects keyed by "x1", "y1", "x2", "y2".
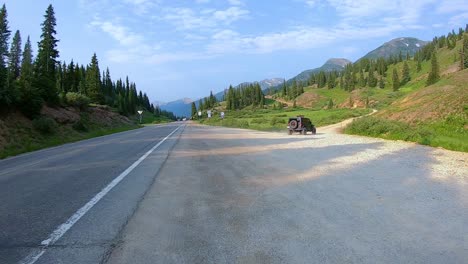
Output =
[
  {"x1": 157, "y1": 78, "x2": 283, "y2": 117},
  {"x1": 213, "y1": 78, "x2": 285, "y2": 100},
  {"x1": 155, "y1": 98, "x2": 194, "y2": 118},
  {"x1": 361, "y1": 37, "x2": 429, "y2": 59},
  {"x1": 159, "y1": 37, "x2": 428, "y2": 117},
  {"x1": 280, "y1": 58, "x2": 352, "y2": 88}
]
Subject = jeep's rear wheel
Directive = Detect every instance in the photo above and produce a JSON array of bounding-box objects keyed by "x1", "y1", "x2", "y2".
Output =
[
  {"x1": 288, "y1": 130, "x2": 293, "y2": 135},
  {"x1": 312, "y1": 127, "x2": 317, "y2": 135}
]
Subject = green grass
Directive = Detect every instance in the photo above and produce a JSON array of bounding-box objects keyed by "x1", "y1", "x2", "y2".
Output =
[
  {"x1": 344, "y1": 115, "x2": 468, "y2": 152},
  {"x1": 136, "y1": 111, "x2": 173, "y2": 124},
  {"x1": 199, "y1": 107, "x2": 371, "y2": 131},
  {"x1": 0, "y1": 124, "x2": 139, "y2": 159}
]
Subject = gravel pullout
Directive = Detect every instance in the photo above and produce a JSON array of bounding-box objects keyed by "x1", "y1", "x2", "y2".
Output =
[{"x1": 107, "y1": 123, "x2": 467, "y2": 264}]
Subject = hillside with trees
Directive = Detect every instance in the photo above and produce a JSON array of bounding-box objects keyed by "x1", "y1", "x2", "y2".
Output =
[
  {"x1": 194, "y1": 25, "x2": 468, "y2": 152},
  {"x1": 0, "y1": 4, "x2": 175, "y2": 158}
]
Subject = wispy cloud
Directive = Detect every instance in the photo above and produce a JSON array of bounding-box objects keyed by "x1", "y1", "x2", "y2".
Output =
[
  {"x1": 122, "y1": 0, "x2": 159, "y2": 15},
  {"x1": 160, "y1": 5, "x2": 249, "y2": 31},
  {"x1": 207, "y1": 22, "x2": 405, "y2": 54},
  {"x1": 90, "y1": 19, "x2": 145, "y2": 46},
  {"x1": 228, "y1": 0, "x2": 244, "y2": 6}
]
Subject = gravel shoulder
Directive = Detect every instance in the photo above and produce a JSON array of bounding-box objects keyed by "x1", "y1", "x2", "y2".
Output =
[{"x1": 107, "y1": 122, "x2": 467, "y2": 264}]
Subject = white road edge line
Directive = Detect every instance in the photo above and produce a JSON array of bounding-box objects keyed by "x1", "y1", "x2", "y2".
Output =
[{"x1": 20, "y1": 125, "x2": 183, "y2": 264}]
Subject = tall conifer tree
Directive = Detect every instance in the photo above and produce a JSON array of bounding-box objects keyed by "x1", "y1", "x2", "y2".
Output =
[{"x1": 34, "y1": 4, "x2": 59, "y2": 104}]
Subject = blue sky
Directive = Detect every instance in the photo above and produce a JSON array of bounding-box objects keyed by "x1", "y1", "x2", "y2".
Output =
[{"x1": 4, "y1": 0, "x2": 468, "y2": 102}]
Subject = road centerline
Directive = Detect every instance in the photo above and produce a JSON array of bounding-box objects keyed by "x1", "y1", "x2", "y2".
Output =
[{"x1": 19, "y1": 125, "x2": 183, "y2": 264}]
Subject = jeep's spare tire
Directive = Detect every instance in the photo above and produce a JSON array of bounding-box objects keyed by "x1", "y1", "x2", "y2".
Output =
[{"x1": 289, "y1": 120, "x2": 298, "y2": 129}]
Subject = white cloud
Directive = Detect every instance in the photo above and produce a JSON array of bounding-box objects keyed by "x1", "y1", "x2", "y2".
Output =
[
  {"x1": 304, "y1": 0, "x2": 317, "y2": 8},
  {"x1": 122, "y1": 0, "x2": 159, "y2": 15},
  {"x1": 437, "y1": 0, "x2": 468, "y2": 14},
  {"x1": 161, "y1": 6, "x2": 249, "y2": 31},
  {"x1": 213, "y1": 7, "x2": 249, "y2": 24},
  {"x1": 90, "y1": 18, "x2": 203, "y2": 64},
  {"x1": 161, "y1": 8, "x2": 215, "y2": 30},
  {"x1": 228, "y1": 0, "x2": 244, "y2": 6},
  {"x1": 207, "y1": 22, "x2": 406, "y2": 54},
  {"x1": 448, "y1": 12, "x2": 468, "y2": 27},
  {"x1": 90, "y1": 19, "x2": 145, "y2": 46}
]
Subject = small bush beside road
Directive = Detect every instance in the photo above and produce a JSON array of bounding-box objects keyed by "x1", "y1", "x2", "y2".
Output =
[{"x1": 345, "y1": 115, "x2": 467, "y2": 152}]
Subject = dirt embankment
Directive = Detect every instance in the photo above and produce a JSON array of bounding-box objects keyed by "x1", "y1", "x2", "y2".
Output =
[
  {"x1": 0, "y1": 105, "x2": 135, "y2": 153},
  {"x1": 376, "y1": 70, "x2": 468, "y2": 124}
]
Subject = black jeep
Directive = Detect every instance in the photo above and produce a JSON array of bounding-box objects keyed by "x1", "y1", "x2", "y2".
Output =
[{"x1": 287, "y1": 116, "x2": 316, "y2": 135}]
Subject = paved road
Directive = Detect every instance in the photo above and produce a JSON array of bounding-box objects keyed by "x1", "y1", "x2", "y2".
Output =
[
  {"x1": 1, "y1": 122, "x2": 467, "y2": 264},
  {"x1": 0, "y1": 123, "x2": 184, "y2": 264}
]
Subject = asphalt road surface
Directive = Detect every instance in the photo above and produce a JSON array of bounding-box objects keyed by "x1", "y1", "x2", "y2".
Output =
[{"x1": 1, "y1": 122, "x2": 467, "y2": 264}]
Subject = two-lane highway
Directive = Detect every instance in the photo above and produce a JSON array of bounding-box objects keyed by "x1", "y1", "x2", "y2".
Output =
[
  {"x1": 0, "y1": 123, "x2": 184, "y2": 264},
  {"x1": 2, "y1": 122, "x2": 467, "y2": 264}
]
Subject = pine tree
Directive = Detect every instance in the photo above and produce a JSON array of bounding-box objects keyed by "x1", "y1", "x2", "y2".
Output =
[
  {"x1": 5, "y1": 29, "x2": 22, "y2": 105},
  {"x1": 327, "y1": 98, "x2": 333, "y2": 109},
  {"x1": 0, "y1": 4, "x2": 11, "y2": 107},
  {"x1": 83, "y1": 55, "x2": 102, "y2": 104},
  {"x1": 359, "y1": 69, "x2": 366, "y2": 87},
  {"x1": 191, "y1": 102, "x2": 197, "y2": 118},
  {"x1": 417, "y1": 57, "x2": 422, "y2": 72},
  {"x1": 461, "y1": 35, "x2": 468, "y2": 70},
  {"x1": 379, "y1": 76, "x2": 385, "y2": 89},
  {"x1": 401, "y1": 61, "x2": 410, "y2": 85},
  {"x1": 392, "y1": 68, "x2": 400, "y2": 91},
  {"x1": 426, "y1": 51, "x2": 440, "y2": 86},
  {"x1": 34, "y1": 4, "x2": 59, "y2": 104},
  {"x1": 293, "y1": 100, "x2": 296, "y2": 108},
  {"x1": 18, "y1": 36, "x2": 42, "y2": 118},
  {"x1": 281, "y1": 80, "x2": 287, "y2": 97},
  {"x1": 8, "y1": 30, "x2": 21, "y2": 82},
  {"x1": 368, "y1": 68, "x2": 377, "y2": 87}
]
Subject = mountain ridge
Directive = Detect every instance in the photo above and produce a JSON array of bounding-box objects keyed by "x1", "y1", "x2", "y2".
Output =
[{"x1": 361, "y1": 37, "x2": 429, "y2": 59}]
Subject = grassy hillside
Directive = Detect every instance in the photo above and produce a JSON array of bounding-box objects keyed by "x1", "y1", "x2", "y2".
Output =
[
  {"x1": 344, "y1": 37, "x2": 468, "y2": 152},
  {"x1": 0, "y1": 106, "x2": 141, "y2": 159}
]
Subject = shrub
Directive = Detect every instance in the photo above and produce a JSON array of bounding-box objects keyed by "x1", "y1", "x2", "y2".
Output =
[
  {"x1": 238, "y1": 120, "x2": 250, "y2": 128},
  {"x1": 270, "y1": 117, "x2": 286, "y2": 126},
  {"x1": 66, "y1": 92, "x2": 90, "y2": 110},
  {"x1": 33, "y1": 117, "x2": 57, "y2": 134},
  {"x1": 251, "y1": 118, "x2": 264, "y2": 124},
  {"x1": 18, "y1": 85, "x2": 43, "y2": 119},
  {"x1": 72, "y1": 119, "x2": 88, "y2": 132}
]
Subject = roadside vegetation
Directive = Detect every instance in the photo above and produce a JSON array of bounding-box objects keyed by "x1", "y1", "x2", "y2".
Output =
[
  {"x1": 345, "y1": 115, "x2": 467, "y2": 152},
  {"x1": 0, "y1": 107, "x2": 139, "y2": 159},
  {"x1": 199, "y1": 108, "x2": 370, "y2": 131}
]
